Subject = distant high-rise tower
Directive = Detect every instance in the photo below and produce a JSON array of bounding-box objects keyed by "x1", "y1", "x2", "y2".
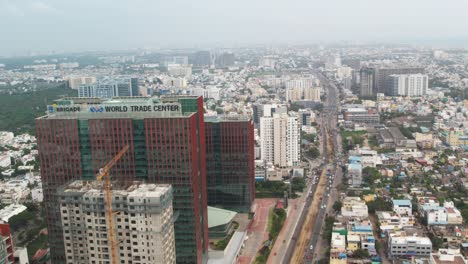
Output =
[
  {"x1": 205, "y1": 117, "x2": 255, "y2": 212},
  {"x1": 260, "y1": 113, "x2": 300, "y2": 167},
  {"x1": 192, "y1": 51, "x2": 211, "y2": 66},
  {"x1": 78, "y1": 78, "x2": 139, "y2": 98},
  {"x1": 359, "y1": 68, "x2": 375, "y2": 97},
  {"x1": 36, "y1": 96, "x2": 208, "y2": 264},
  {"x1": 388, "y1": 74, "x2": 428, "y2": 96},
  {"x1": 374, "y1": 67, "x2": 424, "y2": 95},
  {"x1": 215, "y1": 52, "x2": 235, "y2": 68}
]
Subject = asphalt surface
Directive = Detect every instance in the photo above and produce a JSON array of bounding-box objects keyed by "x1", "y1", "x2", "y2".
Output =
[
  {"x1": 283, "y1": 71, "x2": 341, "y2": 264},
  {"x1": 305, "y1": 72, "x2": 341, "y2": 263}
]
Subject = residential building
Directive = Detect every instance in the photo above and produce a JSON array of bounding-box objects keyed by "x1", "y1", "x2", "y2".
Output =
[
  {"x1": 78, "y1": 78, "x2": 139, "y2": 98},
  {"x1": 36, "y1": 96, "x2": 208, "y2": 263},
  {"x1": 359, "y1": 67, "x2": 374, "y2": 97},
  {"x1": 66, "y1": 76, "x2": 96, "y2": 90},
  {"x1": 374, "y1": 67, "x2": 425, "y2": 95},
  {"x1": 388, "y1": 74, "x2": 429, "y2": 96},
  {"x1": 168, "y1": 64, "x2": 192, "y2": 79},
  {"x1": 392, "y1": 199, "x2": 413, "y2": 216},
  {"x1": 348, "y1": 163, "x2": 362, "y2": 187},
  {"x1": 376, "y1": 211, "x2": 416, "y2": 232},
  {"x1": 341, "y1": 197, "x2": 369, "y2": 218},
  {"x1": 57, "y1": 181, "x2": 175, "y2": 264},
  {"x1": 205, "y1": 116, "x2": 255, "y2": 212},
  {"x1": 260, "y1": 113, "x2": 300, "y2": 167},
  {"x1": 329, "y1": 233, "x2": 347, "y2": 264},
  {"x1": 388, "y1": 235, "x2": 432, "y2": 259},
  {"x1": 0, "y1": 223, "x2": 14, "y2": 264}
]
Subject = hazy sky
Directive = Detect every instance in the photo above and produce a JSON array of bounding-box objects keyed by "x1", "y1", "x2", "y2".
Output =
[{"x1": 1, "y1": 0, "x2": 468, "y2": 56}]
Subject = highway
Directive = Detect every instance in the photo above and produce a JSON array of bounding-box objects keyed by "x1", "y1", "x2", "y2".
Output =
[{"x1": 284, "y1": 71, "x2": 340, "y2": 263}]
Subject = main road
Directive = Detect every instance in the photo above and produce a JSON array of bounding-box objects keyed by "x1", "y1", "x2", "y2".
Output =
[{"x1": 283, "y1": 71, "x2": 340, "y2": 263}]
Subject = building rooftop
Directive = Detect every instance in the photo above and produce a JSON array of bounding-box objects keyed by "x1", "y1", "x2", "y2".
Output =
[
  {"x1": 392, "y1": 199, "x2": 412, "y2": 207},
  {"x1": 0, "y1": 204, "x2": 27, "y2": 223},
  {"x1": 61, "y1": 180, "x2": 172, "y2": 200},
  {"x1": 208, "y1": 206, "x2": 237, "y2": 229},
  {"x1": 39, "y1": 96, "x2": 200, "y2": 120},
  {"x1": 390, "y1": 235, "x2": 432, "y2": 245}
]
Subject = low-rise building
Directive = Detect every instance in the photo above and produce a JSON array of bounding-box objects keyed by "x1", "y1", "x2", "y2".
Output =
[
  {"x1": 342, "y1": 197, "x2": 369, "y2": 218},
  {"x1": 376, "y1": 211, "x2": 416, "y2": 232},
  {"x1": 330, "y1": 233, "x2": 347, "y2": 264},
  {"x1": 388, "y1": 235, "x2": 432, "y2": 259},
  {"x1": 392, "y1": 199, "x2": 413, "y2": 216}
]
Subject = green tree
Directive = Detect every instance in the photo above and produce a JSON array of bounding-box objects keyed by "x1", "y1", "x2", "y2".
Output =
[
  {"x1": 291, "y1": 177, "x2": 306, "y2": 194},
  {"x1": 353, "y1": 249, "x2": 370, "y2": 258},
  {"x1": 333, "y1": 201, "x2": 343, "y2": 212},
  {"x1": 305, "y1": 147, "x2": 320, "y2": 159}
]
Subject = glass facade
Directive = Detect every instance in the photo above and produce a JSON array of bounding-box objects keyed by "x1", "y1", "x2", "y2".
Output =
[
  {"x1": 205, "y1": 119, "x2": 255, "y2": 212},
  {"x1": 36, "y1": 96, "x2": 208, "y2": 264}
]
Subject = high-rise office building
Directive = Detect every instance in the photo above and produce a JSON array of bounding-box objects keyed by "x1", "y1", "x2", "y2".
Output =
[
  {"x1": 215, "y1": 53, "x2": 235, "y2": 68},
  {"x1": 191, "y1": 51, "x2": 211, "y2": 66},
  {"x1": 205, "y1": 117, "x2": 255, "y2": 212},
  {"x1": 57, "y1": 181, "x2": 176, "y2": 264},
  {"x1": 78, "y1": 78, "x2": 139, "y2": 98},
  {"x1": 359, "y1": 68, "x2": 375, "y2": 97},
  {"x1": 388, "y1": 74, "x2": 428, "y2": 97},
  {"x1": 260, "y1": 114, "x2": 300, "y2": 167},
  {"x1": 36, "y1": 96, "x2": 208, "y2": 264}
]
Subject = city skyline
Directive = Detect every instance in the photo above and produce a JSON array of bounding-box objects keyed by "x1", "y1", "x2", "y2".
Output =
[{"x1": 2, "y1": 0, "x2": 468, "y2": 56}]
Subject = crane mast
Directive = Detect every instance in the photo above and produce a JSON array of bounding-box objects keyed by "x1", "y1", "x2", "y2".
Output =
[{"x1": 96, "y1": 145, "x2": 129, "y2": 264}]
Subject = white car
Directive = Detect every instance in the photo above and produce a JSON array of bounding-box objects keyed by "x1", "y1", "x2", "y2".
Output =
[{"x1": 310, "y1": 245, "x2": 314, "y2": 250}]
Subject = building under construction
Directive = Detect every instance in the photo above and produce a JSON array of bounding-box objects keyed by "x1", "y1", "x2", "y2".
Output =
[{"x1": 57, "y1": 181, "x2": 175, "y2": 264}]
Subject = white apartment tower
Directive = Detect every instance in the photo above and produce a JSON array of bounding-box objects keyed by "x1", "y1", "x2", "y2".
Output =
[
  {"x1": 57, "y1": 181, "x2": 176, "y2": 264},
  {"x1": 388, "y1": 74, "x2": 428, "y2": 97},
  {"x1": 260, "y1": 113, "x2": 300, "y2": 167},
  {"x1": 285, "y1": 78, "x2": 321, "y2": 102}
]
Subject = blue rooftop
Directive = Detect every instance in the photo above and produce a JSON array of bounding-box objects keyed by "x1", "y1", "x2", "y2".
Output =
[
  {"x1": 392, "y1": 199, "x2": 412, "y2": 207},
  {"x1": 348, "y1": 163, "x2": 362, "y2": 170},
  {"x1": 349, "y1": 156, "x2": 362, "y2": 163},
  {"x1": 352, "y1": 225, "x2": 373, "y2": 232}
]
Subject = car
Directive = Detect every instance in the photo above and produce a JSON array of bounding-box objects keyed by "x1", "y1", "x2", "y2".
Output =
[{"x1": 310, "y1": 245, "x2": 314, "y2": 250}]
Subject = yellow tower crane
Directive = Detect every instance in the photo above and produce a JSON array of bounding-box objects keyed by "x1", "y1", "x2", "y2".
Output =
[{"x1": 96, "y1": 145, "x2": 129, "y2": 264}]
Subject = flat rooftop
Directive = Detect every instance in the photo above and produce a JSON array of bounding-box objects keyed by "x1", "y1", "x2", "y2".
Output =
[
  {"x1": 62, "y1": 180, "x2": 171, "y2": 199},
  {"x1": 38, "y1": 96, "x2": 198, "y2": 120}
]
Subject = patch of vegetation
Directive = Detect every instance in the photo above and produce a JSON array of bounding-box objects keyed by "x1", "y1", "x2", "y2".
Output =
[
  {"x1": 366, "y1": 197, "x2": 393, "y2": 214},
  {"x1": 333, "y1": 201, "x2": 343, "y2": 212},
  {"x1": 291, "y1": 177, "x2": 306, "y2": 194},
  {"x1": 302, "y1": 133, "x2": 316, "y2": 143},
  {"x1": 0, "y1": 85, "x2": 77, "y2": 134},
  {"x1": 353, "y1": 248, "x2": 370, "y2": 258},
  {"x1": 27, "y1": 234, "x2": 48, "y2": 259},
  {"x1": 322, "y1": 216, "x2": 336, "y2": 242},
  {"x1": 341, "y1": 129, "x2": 366, "y2": 151},
  {"x1": 255, "y1": 208, "x2": 287, "y2": 264},
  {"x1": 305, "y1": 147, "x2": 320, "y2": 159},
  {"x1": 362, "y1": 167, "x2": 380, "y2": 187},
  {"x1": 256, "y1": 181, "x2": 287, "y2": 198}
]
